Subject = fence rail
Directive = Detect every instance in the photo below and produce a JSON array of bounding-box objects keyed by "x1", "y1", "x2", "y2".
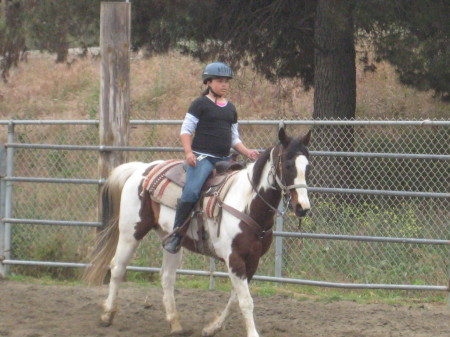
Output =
[
  {"x1": 2, "y1": 119, "x2": 449, "y2": 125},
  {"x1": 1, "y1": 259, "x2": 448, "y2": 292},
  {"x1": 1, "y1": 119, "x2": 449, "y2": 296}
]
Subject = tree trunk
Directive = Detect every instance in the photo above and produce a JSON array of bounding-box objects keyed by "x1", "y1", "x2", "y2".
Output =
[
  {"x1": 314, "y1": 0, "x2": 356, "y2": 120},
  {"x1": 0, "y1": 0, "x2": 26, "y2": 81},
  {"x1": 55, "y1": 44, "x2": 68, "y2": 63},
  {"x1": 313, "y1": 0, "x2": 356, "y2": 192}
]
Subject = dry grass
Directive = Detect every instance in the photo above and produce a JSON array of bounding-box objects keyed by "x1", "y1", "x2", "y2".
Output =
[
  {"x1": 0, "y1": 56, "x2": 99, "y2": 120},
  {"x1": 0, "y1": 51, "x2": 448, "y2": 122},
  {"x1": 356, "y1": 62, "x2": 448, "y2": 120}
]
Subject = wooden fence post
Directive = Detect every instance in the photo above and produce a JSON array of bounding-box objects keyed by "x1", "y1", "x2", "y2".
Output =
[{"x1": 98, "y1": 2, "x2": 131, "y2": 226}]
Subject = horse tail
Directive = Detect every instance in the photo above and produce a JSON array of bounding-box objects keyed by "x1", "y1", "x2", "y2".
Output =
[{"x1": 83, "y1": 162, "x2": 145, "y2": 286}]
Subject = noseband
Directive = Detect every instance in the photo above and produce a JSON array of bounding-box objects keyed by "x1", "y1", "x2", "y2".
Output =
[{"x1": 248, "y1": 145, "x2": 308, "y2": 216}]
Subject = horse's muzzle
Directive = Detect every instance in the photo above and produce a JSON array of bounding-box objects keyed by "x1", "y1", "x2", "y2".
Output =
[{"x1": 294, "y1": 204, "x2": 309, "y2": 217}]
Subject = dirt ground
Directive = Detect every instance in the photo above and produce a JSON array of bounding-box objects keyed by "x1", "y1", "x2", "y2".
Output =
[{"x1": 0, "y1": 279, "x2": 448, "y2": 337}]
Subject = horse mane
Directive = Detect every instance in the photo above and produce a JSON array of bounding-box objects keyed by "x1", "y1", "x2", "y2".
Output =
[{"x1": 251, "y1": 145, "x2": 274, "y2": 186}]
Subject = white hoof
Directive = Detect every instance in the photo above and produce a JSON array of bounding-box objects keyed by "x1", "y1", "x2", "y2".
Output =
[
  {"x1": 202, "y1": 323, "x2": 221, "y2": 337},
  {"x1": 170, "y1": 320, "x2": 183, "y2": 334},
  {"x1": 99, "y1": 311, "x2": 115, "y2": 327}
]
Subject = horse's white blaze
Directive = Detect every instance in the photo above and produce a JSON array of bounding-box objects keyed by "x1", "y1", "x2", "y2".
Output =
[{"x1": 295, "y1": 155, "x2": 311, "y2": 210}]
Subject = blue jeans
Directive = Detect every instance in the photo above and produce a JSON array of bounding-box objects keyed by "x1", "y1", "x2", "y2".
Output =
[{"x1": 180, "y1": 155, "x2": 228, "y2": 203}]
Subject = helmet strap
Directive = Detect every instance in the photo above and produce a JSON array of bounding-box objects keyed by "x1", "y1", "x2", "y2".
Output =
[{"x1": 208, "y1": 86, "x2": 222, "y2": 101}]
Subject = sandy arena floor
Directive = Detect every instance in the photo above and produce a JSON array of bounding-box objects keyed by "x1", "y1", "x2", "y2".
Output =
[{"x1": 0, "y1": 280, "x2": 448, "y2": 337}]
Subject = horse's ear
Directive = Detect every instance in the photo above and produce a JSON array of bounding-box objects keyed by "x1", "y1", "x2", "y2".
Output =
[
  {"x1": 302, "y1": 130, "x2": 311, "y2": 146},
  {"x1": 278, "y1": 123, "x2": 290, "y2": 147}
]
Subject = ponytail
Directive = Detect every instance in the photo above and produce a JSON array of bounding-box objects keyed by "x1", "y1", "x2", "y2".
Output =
[{"x1": 202, "y1": 87, "x2": 210, "y2": 96}]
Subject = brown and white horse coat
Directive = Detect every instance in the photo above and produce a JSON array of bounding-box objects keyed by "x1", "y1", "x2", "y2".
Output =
[{"x1": 83, "y1": 127, "x2": 311, "y2": 337}]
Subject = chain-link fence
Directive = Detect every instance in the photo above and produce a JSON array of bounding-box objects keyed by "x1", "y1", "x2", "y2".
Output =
[{"x1": 0, "y1": 120, "x2": 449, "y2": 293}]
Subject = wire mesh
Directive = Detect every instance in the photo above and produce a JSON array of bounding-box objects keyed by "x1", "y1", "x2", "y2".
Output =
[{"x1": 1, "y1": 120, "x2": 449, "y2": 288}]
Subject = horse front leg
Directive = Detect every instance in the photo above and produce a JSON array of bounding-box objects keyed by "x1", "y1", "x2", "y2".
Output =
[
  {"x1": 101, "y1": 235, "x2": 139, "y2": 326},
  {"x1": 161, "y1": 249, "x2": 183, "y2": 334},
  {"x1": 228, "y1": 270, "x2": 259, "y2": 337},
  {"x1": 202, "y1": 290, "x2": 238, "y2": 336}
]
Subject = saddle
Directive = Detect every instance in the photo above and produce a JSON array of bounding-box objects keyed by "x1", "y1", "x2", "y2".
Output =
[
  {"x1": 165, "y1": 158, "x2": 244, "y2": 191},
  {"x1": 142, "y1": 157, "x2": 244, "y2": 256},
  {"x1": 141, "y1": 157, "x2": 244, "y2": 215}
]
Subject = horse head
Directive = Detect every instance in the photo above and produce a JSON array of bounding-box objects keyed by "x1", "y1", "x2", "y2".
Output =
[{"x1": 277, "y1": 126, "x2": 311, "y2": 217}]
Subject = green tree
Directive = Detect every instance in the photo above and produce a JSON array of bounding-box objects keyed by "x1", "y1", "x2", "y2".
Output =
[
  {"x1": 356, "y1": 0, "x2": 449, "y2": 100},
  {"x1": 3, "y1": 1, "x2": 448, "y2": 100},
  {"x1": 313, "y1": 0, "x2": 356, "y2": 189},
  {"x1": 1, "y1": 0, "x2": 100, "y2": 79},
  {"x1": 131, "y1": 0, "x2": 448, "y2": 104},
  {"x1": 0, "y1": 0, "x2": 26, "y2": 81},
  {"x1": 26, "y1": 0, "x2": 100, "y2": 62}
]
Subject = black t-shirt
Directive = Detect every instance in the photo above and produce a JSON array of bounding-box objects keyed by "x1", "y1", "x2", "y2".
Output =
[{"x1": 188, "y1": 96, "x2": 238, "y2": 157}]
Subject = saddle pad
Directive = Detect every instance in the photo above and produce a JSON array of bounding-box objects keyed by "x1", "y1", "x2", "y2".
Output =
[
  {"x1": 142, "y1": 160, "x2": 184, "y2": 209},
  {"x1": 164, "y1": 162, "x2": 186, "y2": 187}
]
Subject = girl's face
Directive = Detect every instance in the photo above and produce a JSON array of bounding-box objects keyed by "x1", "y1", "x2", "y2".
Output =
[{"x1": 208, "y1": 77, "x2": 230, "y2": 97}]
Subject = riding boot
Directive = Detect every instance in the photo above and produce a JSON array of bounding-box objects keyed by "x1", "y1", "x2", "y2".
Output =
[{"x1": 163, "y1": 200, "x2": 196, "y2": 254}]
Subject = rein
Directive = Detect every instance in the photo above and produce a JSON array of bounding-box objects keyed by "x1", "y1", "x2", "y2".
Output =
[
  {"x1": 216, "y1": 198, "x2": 271, "y2": 239},
  {"x1": 247, "y1": 170, "x2": 284, "y2": 216},
  {"x1": 208, "y1": 184, "x2": 272, "y2": 240},
  {"x1": 210, "y1": 144, "x2": 309, "y2": 239}
]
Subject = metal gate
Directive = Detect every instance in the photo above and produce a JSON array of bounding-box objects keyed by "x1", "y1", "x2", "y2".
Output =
[{"x1": 1, "y1": 119, "x2": 449, "y2": 295}]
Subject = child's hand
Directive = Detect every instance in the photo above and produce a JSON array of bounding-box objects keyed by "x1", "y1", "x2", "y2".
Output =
[
  {"x1": 247, "y1": 150, "x2": 260, "y2": 161},
  {"x1": 186, "y1": 152, "x2": 197, "y2": 167}
]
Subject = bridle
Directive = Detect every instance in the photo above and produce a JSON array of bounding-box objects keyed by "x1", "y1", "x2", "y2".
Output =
[
  {"x1": 269, "y1": 144, "x2": 308, "y2": 193},
  {"x1": 248, "y1": 144, "x2": 308, "y2": 216}
]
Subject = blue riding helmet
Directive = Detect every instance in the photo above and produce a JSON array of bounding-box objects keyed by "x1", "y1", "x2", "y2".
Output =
[{"x1": 202, "y1": 62, "x2": 233, "y2": 84}]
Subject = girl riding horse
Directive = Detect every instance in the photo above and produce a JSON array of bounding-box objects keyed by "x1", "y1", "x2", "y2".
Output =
[{"x1": 164, "y1": 62, "x2": 259, "y2": 254}]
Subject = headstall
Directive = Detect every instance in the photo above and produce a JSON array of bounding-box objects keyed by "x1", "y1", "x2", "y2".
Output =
[{"x1": 248, "y1": 144, "x2": 308, "y2": 216}]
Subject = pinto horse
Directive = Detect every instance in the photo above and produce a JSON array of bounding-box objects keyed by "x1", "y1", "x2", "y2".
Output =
[{"x1": 83, "y1": 126, "x2": 311, "y2": 337}]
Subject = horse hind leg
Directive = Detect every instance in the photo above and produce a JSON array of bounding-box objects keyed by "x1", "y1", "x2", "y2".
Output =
[
  {"x1": 161, "y1": 249, "x2": 184, "y2": 334},
  {"x1": 202, "y1": 290, "x2": 238, "y2": 337},
  {"x1": 101, "y1": 233, "x2": 140, "y2": 326}
]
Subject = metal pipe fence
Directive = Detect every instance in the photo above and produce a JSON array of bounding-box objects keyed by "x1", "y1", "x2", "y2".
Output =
[{"x1": 0, "y1": 119, "x2": 449, "y2": 295}]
